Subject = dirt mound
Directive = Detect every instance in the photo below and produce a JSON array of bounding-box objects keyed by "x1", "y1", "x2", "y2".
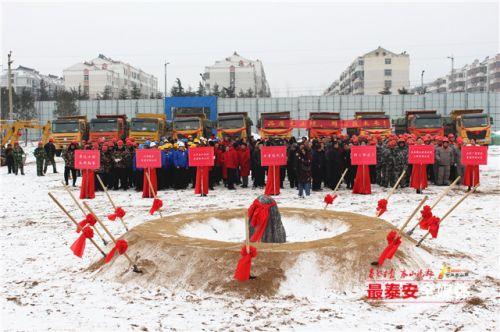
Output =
[{"x1": 91, "y1": 208, "x2": 429, "y2": 299}]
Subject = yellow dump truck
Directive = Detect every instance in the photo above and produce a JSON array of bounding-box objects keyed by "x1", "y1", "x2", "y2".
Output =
[
  {"x1": 51, "y1": 116, "x2": 89, "y2": 153},
  {"x1": 450, "y1": 109, "x2": 492, "y2": 145},
  {"x1": 216, "y1": 112, "x2": 252, "y2": 140},
  {"x1": 129, "y1": 113, "x2": 168, "y2": 143}
]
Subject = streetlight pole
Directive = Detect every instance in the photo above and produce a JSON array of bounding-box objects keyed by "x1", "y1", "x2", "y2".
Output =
[
  {"x1": 447, "y1": 55, "x2": 454, "y2": 92},
  {"x1": 7, "y1": 51, "x2": 14, "y2": 120},
  {"x1": 164, "y1": 61, "x2": 170, "y2": 98},
  {"x1": 421, "y1": 70, "x2": 425, "y2": 93}
]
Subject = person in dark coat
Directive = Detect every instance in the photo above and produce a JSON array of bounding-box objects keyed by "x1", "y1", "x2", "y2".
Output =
[
  {"x1": 43, "y1": 138, "x2": 57, "y2": 174},
  {"x1": 287, "y1": 143, "x2": 298, "y2": 188},
  {"x1": 311, "y1": 142, "x2": 325, "y2": 191},
  {"x1": 5, "y1": 143, "x2": 14, "y2": 174},
  {"x1": 252, "y1": 142, "x2": 265, "y2": 188},
  {"x1": 296, "y1": 144, "x2": 312, "y2": 198},
  {"x1": 344, "y1": 143, "x2": 356, "y2": 189},
  {"x1": 327, "y1": 140, "x2": 343, "y2": 190}
]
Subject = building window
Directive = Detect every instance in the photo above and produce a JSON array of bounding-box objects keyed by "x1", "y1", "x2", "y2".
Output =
[
  {"x1": 385, "y1": 58, "x2": 391, "y2": 64},
  {"x1": 384, "y1": 69, "x2": 392, "y2": 76},
  {"x1": 384, "y1": 80, "x2": 392, "y2": 88},
  {"x1": 358, "y1": 60, "x2": 364, "y2": 66},
  {"x1": 84, "y1": 75, "x2": 89, "y2": 81}
]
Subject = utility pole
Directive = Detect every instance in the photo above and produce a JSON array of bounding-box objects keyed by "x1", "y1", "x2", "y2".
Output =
[
  {"x1": 7, "y1": 51, "x2": 14, "y2": 120},
  {"x1": 164, "y1": 61, "x2": 170, "y2": 98},
  {"x1": 447, "y1": 55, "x2": 454, "y2": 92},
  {"x1": 421, "y1": 70, "x2": 425, "y2": 93}
]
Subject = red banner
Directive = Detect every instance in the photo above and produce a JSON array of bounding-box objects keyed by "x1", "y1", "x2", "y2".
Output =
[
  {"x1": 408, "y1": 145, "x2": 435, "y2": 164},
  {"x1": 351, "y1": 146, "x2": 377, "y2": 165},
  {"x1": 461, "y1": 146, "x2": 488, "y2": 165},
  {"x1": 136, "y1": 149, "x2": 162, "y2": 168},
  {"x1": 75, "y1": 150, "x2": 100, "y2": 170},
  {"x1": 188, "y1": 147, "x2": 215, "y2": 166},
  {"x1": 261, "y1": 146, "x2": 287, "y2": 166},
  {"x1": 263, "y1": 118, "x2": 390, "y2": 129}
]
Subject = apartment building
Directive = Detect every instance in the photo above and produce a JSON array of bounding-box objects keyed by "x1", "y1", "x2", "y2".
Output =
[
  {"x1": 63, "y1": 54, "x2": 158, "y2": 99},
  {"x1": 0, "y1": 65, "x2": 64, "y2": 99},
  {"x1": 324, "y1": 47, "x2": 410, "y2": 95}
]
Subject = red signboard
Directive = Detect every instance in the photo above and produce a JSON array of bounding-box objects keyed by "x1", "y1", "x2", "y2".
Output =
[
  {"x1": 461, "y1": 146, "x2": 488, "y2": 165},
  {"x1": 263, "y1": 119, "x2": 291, "y2": 129},
  {"x1": 136, "y1": 149, "x2": 162, "y2": 168},
  {"x1": 351, "y1": 145, "x2": 377, "y2": 165},
  {"x1": 408, "y1": 145, "x2": 435, "y2": 164},
  {"x1": 261, "y1": 146, "x2": 287, "y2": 166},
  {"x1": 263, "y1": 118, "x2": 390, "y2": 129},
  {"x1": 309, "y1": 120, "x2": 341, "y2": 129},
  {"x1": 75, "y1": 150, "x2": 100, "y2": 170},
  {"x1": 188, "y1": 147, "x2": 215, "y2": 167},
  {"x1": 290, "y1": 120, "x2": 310, "y2": 128}
]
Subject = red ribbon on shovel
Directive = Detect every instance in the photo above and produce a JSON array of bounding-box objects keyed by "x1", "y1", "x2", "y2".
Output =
[
  {"x1": 70, "y1": 226, "x2": 94, "y2": 258},
  {"x1": 234, "y1": 246, "x2": 257, "y2": 281}
]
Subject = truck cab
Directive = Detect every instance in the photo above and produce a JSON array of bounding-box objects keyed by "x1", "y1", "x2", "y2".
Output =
[
  {"x1": 51, "y1": 116, "x2": 89, "y2": 153},
  {"x1": 217, "y1": 112, "x2": 252, "y2": 140},
  {"x1": 451, "y1": 109, "x2": 491, "y2": 145},
  {"x1": 257, "y1": 112, "x2": 292, "y2": 139},
  {"x1": 348, "y1": 112, "x2": 391, "y2": 137},
  {"x1": 129, "y1": 113, "x2": 167, "y2": 143},
  {"x1": 406, "y1": 110, "x2": 443, "y2": 137},
  {"x1": 89, "y1": 115, "x2": 128, "y2": 142},
  {"x1": 308, "y1": 112, "x2": 341, "y2": 138}
]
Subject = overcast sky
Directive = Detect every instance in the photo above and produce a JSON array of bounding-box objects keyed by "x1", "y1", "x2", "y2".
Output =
[{"x1": 1, "y1": 1, "x2": 498, "y2": 96}]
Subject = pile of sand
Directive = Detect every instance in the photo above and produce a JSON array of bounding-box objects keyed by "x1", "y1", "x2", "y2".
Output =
[{"x1": 91, "y1": 208, "x2": 430, "y2": 298}]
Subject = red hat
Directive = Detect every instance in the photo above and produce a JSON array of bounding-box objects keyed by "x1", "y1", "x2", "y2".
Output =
[
  {"x1": 456, "y1": 137, "x2": 463, "y2": 144},
  {"x1": 49, "y1": 138, "x2": 54, "y2": 143},
  {"x1": 397, "y1": 138, "x2": 405, "y2": 143},
  {"x1": 117, "y1": 140, "x2": 124, "y2": 146},
  {"x1": 38, "y1": 141, "x2": 43, "y2": 145},
  {"x1": 388, "y1": 140, "x2": 397, "y2": 147},
  {"x1": 448, "y1": 133, "x2": 455, "y2": 138},
  {"x1": 442, "y1": 137, "x2": 449, "y2": 142},
  {"x1": 102, "y1": 145, "x2": 108, "y2": 151},
  {"x1": 126, "y1": 140, "x2": 133, "y2": 146},
  {"x1": 407, "y1": 139, "x2": 415, "y2": 145}
]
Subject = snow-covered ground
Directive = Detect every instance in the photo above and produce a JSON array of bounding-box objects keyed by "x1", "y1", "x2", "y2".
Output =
[{"x1": 1, "y1": 143, "x2": 499, "y2": 331}]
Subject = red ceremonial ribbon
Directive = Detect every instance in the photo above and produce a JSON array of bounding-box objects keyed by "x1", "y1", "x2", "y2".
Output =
[
  {"x1": 248, "y1": 199, "x2": 277, "y2": 242},
  {"x1": 233, "y1": 246, "x2": 257, "y2": 282},
  {"x1": 104, "y1": 239, "x2": 128, "y2": 263},
  {"x1": 77, "y1": 214, "x2": 97, "y2": 232},
  {"x1": 70, "y1": 226, "x2": 94, "y2": 258},
  {"x1": 377, "y1": 230, "x2": 402, "y2": 266},
  {"x1": 419, "y1": 205, "x2": 433, "y2": 229},
  {"x1": 376, "y1": 199, "x2": 388, "y2": 217},
  {"x1": 428, "y1": 216, "x2": 441, "y2": 238},
  {"x1": 107, "y1": 207, "x2": 126, "y2": 221},
  {"x1": 324, "y1": 193, "x2": 338, "y2": 205},
  {"x1": 149, "y1": 198, "x2": 163, "y2": 215}
]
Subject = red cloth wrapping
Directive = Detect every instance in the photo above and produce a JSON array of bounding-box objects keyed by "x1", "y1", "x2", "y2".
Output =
[
  {"x1": 463, "y1": 165, "x2": 480, "y2": 187},
  {"x1": 149, "y1": 198, "x2": 163, "y2": 215},
  {"x1": 70, "y1": 226, "x2": 94, "y2": 258},
  {"x1": 77, "y1": 214, "x2": 97, "y2": 232},
  {"x1": 104, "y1": 239, "x2": 128, "y2": 263},
  {"x1": 377, "y1": 230, "x2": 402, "y2": 266},
  {"x1": 324, "y1": 193, "x2": 338, "y2": 205},
  {"x1": 142, "y1": 168, "x2": 158, "y2": 198},
  {"x1": 248, "y1": 199, "x2": 277, "y2": 242},
  {"x1": 195, "y1": 166, "x2": 210, "y2": 195},
  {"x1": 376, "y1": 199, "x2": 388, "y2": 217},
  {"x1": 264, "y1": 165, "x2": 281, "y2": 196},
  {"x1": 410, "y1": 164, "x2": 428, "y2": 190},
  {"x1": 79, "y1": 169, "x2": 95, "y2": 199},
  {"x1": 107, "y1": 207, "x2": 126, "y2": 221},
  {"x1": 352, "y1": 165, "x2": 371, "y2": 194},
  {"x1": 428, "y1": 216, "x2": 441, "y2": 238},
  {"x1": 419, "y1": 205, "x2": 433, "y2": 229},
  {"x1": 234, "y1": 246, "x2": 257, "y2": 281}
]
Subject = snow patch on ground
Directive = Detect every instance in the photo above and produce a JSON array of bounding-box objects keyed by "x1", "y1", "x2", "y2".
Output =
[{"x1": 178, "y1": 216, "x2": 350, "y2": 242}]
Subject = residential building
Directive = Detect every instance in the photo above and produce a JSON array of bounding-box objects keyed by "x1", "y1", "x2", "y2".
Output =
[
  {"x1": 324, "y1": 46, "x2": 410, "y2": 96},
  {"x1": 63, "y1": 54, "x2": 158, "y2": 99},
  {"x1": 0, "y1": 65, "x2": 63, "y2": 99},
  {"x1": 203, "y1": 52, "x2": 271, "y2": 97}
]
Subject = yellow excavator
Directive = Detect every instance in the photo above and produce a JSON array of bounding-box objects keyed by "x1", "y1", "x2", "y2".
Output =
[{"x1": 1, "y1": 120, "x2": 51, "y2": 146}]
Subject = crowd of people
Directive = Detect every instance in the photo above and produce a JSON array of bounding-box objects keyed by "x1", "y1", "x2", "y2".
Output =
[{"x1": 5, "y1": 132, "x2": 482, "y2": 197}]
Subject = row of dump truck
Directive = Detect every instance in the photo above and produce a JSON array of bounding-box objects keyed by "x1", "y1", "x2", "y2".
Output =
[{"x1": 38, "y1": 108, "x2": 494, "y2": 153}]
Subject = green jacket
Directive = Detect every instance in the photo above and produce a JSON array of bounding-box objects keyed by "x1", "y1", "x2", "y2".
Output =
[
  {"x1": 12, "y1": 147, "x2": 25, "y2": 164},
  {"x1": 34, "y1": 147, "x2": 47, "y2": 161}
]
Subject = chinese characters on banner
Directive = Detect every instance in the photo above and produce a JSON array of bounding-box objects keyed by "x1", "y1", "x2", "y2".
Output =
[
  {"x1": 188, "y1": 147, "x2": 215, "y2": 167},
  {"x1": 461, "y1": 146, "x2": 488, "y2": 165},
  {"x1": 75, "y1": 150, "x2": 100, "y2": 170},
  {"x1": 408, "y1": 145, "x2": 435, "y2": 164},
  {"x1": 260, "y1": 146, "x2": 287, "y2": 166},
  {"x1": 263, "y1": 119, "x2": 390, "y2": 129},
  {"x1": 351, "y1": 146, "x2": 377, "y2": 165},
  {"x1": 366, "y1": 283, "x2": 419, "y2": 300},
  {"x1": 136, "y1": 149, "x2": 162, "y2": 168}
]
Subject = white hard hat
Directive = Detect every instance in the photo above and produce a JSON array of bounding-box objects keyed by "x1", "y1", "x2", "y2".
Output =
[{"x1": 178, "y1": 141, "x2": 185, "y2": 147}]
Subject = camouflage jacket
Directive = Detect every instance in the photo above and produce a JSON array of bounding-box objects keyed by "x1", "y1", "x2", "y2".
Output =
[
  {"x1": 112, "y1": 148, "x2": 131, "y2": 168},
  {"x1": 62, "y1": 149, "x2": 75, "y2": 168},
  {"x1": 101, "y1": 151, "x2": 114, "y2": 173},
  {"x1": 12, "y1": 147, "x2": 25, "y2": 163},
  {"x1": 381, "y1": 147, "x2": 395, "y2": 167},
  {"x1": 393, "y1": 146, "x2": 408, "y2": 170},
  {"x1": 34, "y1": 147, "x2": 47, "y2": 161}
]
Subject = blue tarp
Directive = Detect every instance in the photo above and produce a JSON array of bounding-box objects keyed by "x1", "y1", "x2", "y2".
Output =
[{"x1": 164, "y1": 96, "x2": 218, "y2": 121}]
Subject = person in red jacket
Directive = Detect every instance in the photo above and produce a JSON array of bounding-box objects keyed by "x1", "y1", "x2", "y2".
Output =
[
  {"x1": 463, "y1": 138, "x2": 480, "y2": 191},
  {"x1": 410, "y1": 137, "x2": 428, "y2": 194},
  {"x1": 238, "y1": 142, "x2": 251, "y2": 188},
  {"x1": 224, "y1": 143, "x2": 239, "y2": 190},
  {"x1": 352, "y1": 141, "x2": 371, "y2": 195}
]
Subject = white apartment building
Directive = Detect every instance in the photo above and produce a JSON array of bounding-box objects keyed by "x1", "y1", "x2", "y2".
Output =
[
  {"x1": 63, "y1": 54, "x2": 158, "y2": 99},
  {"x1": 324, "y1": 46, "x2": 410, "y2": 96},
  {"x1": 0, "y1": 65, "x2": 64, "y2": 99},
  {"x1": 423, "y1": 54, "x2": 500, "y2": 94},
  {"x1": 203, "y1": 52, "x2": 271, "y2": 97}
]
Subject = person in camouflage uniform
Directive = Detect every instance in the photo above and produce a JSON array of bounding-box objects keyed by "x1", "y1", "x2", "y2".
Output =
[
  {"x1": 380, "y1": 140, "x2": 396, "y2": 188},
  {"x1": 100, "y1": 144, "x2": 114, "y2": 189},
  {"x1": 393, "y1": 139, "x2": 409, "y2": 188},
  {"x1": 375, "y1": 139, "x2": 385, "y2": 185},
  {"x1": 62, "y1": 142, "x2": 78, "y2": 186},
  {"x1": 12, "y1": 142, "x2": 25, "y2": 175},
  {"x1": 112, "y1": 140, "x2": 131, "y2": 190},
  {"x1": 34, "y1": 142, "x2": 47, "y2": 176}
]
